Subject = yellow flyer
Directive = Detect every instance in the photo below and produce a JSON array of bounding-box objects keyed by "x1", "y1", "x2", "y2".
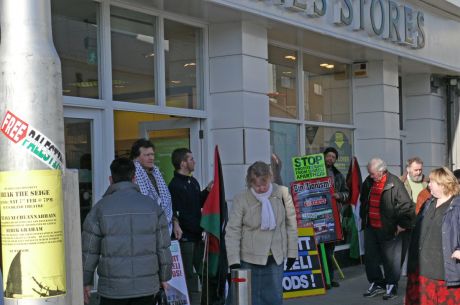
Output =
[{"x1": 0, "y1": 170, "x2": 66, "y2": 299}]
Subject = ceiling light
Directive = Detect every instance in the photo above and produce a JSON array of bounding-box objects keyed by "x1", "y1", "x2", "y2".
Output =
[
  {"x1": 320, "y1": 63, "x2": 329, "y2": 67},
  {"x1": 326, "y1": 64, "x2": 335, "y2": 69},
  {"x1": 282, "y1": 71, "x2": 292, "y2": 75},
  {"x1": 284, "y1": 55, "x2": 296, "y2": 61},
  {"x1": 144, "y1": 53, "x2": 155, "y2": 58},
  {"x1": 183, "y1": 62, "x2": 196, "y2": 68},
  {"x1": 170, "y1": 80, "x2": 181, "y2": 84}
]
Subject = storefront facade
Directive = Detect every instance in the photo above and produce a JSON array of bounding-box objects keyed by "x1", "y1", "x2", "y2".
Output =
[{"x1": 53, "y1": 0, "x2": 460, "y2": 225}]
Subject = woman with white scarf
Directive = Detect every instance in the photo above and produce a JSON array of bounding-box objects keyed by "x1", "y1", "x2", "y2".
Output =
[{"x1": 225, "y1": 161, "x2": 298, "y2": 305}]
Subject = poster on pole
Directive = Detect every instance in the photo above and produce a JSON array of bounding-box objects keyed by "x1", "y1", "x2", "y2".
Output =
[
  {"x1": 290, "y1": 177, "x2": 343, "y2": 243},
  {"x1": 283, "y1": 227, "x2": 325, "y2": 298},
  {"x1": 0, "y1": 170, "x2": 66, "y2": 299},
  {"x1": 166, "y1": 240, "x2": 190, "y2": 305}
]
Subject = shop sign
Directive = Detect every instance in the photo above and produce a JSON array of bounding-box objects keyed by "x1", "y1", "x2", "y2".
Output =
[{"x1": 266, "y1": 0, "x2": 425, "y2": 49}]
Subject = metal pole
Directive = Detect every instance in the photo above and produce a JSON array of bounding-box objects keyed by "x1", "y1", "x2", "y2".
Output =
[
  {"x1": 230, "y1": 269, "x2": 251, "y2": 305},
  {"x1": 0, "y1": 0, "x2": 66, "y2": 304}
]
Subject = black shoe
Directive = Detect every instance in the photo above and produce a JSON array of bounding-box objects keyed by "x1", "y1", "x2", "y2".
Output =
[
  {"x1": 363, "y1": 283, "x2": 385, "y2": 298},
  {"x1": 331, "y1": 281, "x2": 340, "y2": 288},
  {"x1": 382, "y1": 284, "x2": 397, "y2": 300}
]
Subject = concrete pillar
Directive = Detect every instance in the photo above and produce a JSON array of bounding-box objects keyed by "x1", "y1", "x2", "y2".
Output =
[
  {"x1": 354, "y1": 59, "x2": 401, "y2": 175},
  {"x1": 403, "y1": 74, "x2": 447, "y2": 173},
  {"x1": 208, "y1": 21, "x2": 269, "y2": 199}
]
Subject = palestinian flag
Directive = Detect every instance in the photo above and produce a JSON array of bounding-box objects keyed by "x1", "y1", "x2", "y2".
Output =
[
  {"x1": 200, "y1": 146, "x2": 228, "y2": 278},
  {"x1": 346, "y1": 156, "x2": 364, "y2": 258}
]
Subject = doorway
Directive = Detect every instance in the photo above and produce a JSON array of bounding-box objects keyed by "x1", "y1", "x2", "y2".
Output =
[{"x1": 114, "y1": 110, "x2": 202, "y2": 185}]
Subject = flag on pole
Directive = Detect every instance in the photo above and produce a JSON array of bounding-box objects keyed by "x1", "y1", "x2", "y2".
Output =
[
  {"x1": 200, "y1": 146, "x2": 228, "y2": 278},
  {"x1": 346, "y1": 156, "x2": 365, "y2": 257}
]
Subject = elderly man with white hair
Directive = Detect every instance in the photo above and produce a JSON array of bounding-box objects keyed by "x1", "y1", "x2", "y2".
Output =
[{"x1": 359, "y1": 158, "x2": 415, "y2": 300}]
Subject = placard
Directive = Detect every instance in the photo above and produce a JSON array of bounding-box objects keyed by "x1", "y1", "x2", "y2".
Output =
[
  {"x1": 283, "y1": 227, "x2": 325, "y2": 298},
  {"x1": 0, "y1": 170, "x2": 66, "y2": 299},
  {"x1": 166, "y1": 240, "x2": 190, "y2": 305},
  {"x1": 290, "y1": 177, "x2": 343, "y2": 243},
  {"x1": 292, "y1": 154, "x2": 327, "y2": 181}
]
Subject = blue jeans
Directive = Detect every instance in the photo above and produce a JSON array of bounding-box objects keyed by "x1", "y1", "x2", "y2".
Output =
[{"x1": 227, "y1": 256, "x2": 284, "y2": 305}]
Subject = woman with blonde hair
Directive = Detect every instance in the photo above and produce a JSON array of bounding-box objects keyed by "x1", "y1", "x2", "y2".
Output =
[
  {"x1": 225, "y1": 161, "x2": 298, "y2": 305},
  {"x1": 405, "y1": 167, "x2": 460, "y2": 305}
]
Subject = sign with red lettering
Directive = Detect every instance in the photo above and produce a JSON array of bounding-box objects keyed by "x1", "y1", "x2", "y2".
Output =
[
  {"x1": 1, "y1": 110, "x2": 63, "y2": 170},
  {"x1": 166, "y1": 240, "x2": 190, "y2": 305},
  {"x1": 1, "y1": 111, "x2": 29, "y2": 143}
]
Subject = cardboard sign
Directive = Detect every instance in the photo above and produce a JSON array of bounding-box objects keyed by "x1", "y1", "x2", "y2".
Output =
[
  {"x1": 1, "y1": 111, "x2": 64, "y2": 170},
  {"x1": 291, "y1": 177, "x2": 343, "y2": 243},
  {"x1": 283, "y1": 227, "x2": 325, "y2": 298},
  {"x1": 166, "y1": 241, "x2": 191, "y2": 305},
  {"x1": 292, "y1": 154, "x2": 327, "y2": 181}
]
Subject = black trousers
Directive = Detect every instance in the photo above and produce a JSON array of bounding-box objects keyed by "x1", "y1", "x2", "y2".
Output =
[
  {"x1": 364, "y1": 227, "x2": 408, "y2": 287},
  {"x1": 99, "y1": 294, "x2": 155, "y2": 305}
]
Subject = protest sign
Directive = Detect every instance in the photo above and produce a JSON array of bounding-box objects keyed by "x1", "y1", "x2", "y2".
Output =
[
  {"x1": 292, "y1": 154, "x2": 326, "y2": 181},
  {"x1": 166, "y1": 240, "x2": 190, "y2": 305}
]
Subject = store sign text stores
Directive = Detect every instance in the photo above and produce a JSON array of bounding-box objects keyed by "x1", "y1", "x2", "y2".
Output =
[{"x1": 265, "y1": 0, "x2": 425, "y2": 49}]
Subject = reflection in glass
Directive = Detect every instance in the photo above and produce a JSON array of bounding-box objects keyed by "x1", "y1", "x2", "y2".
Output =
[
  {"x1": 111, "y1": 7, "x2": 157, "y2": 104},
  {"x1": 52, "y1": 0, "x2": 99, "y2": 98},
  {"x1": 305, "y1": 126, "x2": 353, "y2": 176},
  {"x1": 64, "y1": 118, "x2": 92, "y2": 226},
  {"x1": 270, "y1": 122, "x2": 299, "y2": 186},
  {"x1": 268, "y1": 45, "x2": 298, "y2": 119},
  {"x1": 164, "y1": 19, "x2": 203, "y2": 109},
  {"x1": 303, "y1": 54, "x2": 352, "y2": 124}
]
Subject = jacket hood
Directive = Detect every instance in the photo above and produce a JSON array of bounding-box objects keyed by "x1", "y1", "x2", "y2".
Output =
[{"x1": 103, "y1": 181, "x2": 140, "y2": 197}]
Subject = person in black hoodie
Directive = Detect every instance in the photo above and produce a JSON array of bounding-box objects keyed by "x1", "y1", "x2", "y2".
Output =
[{"x1": 168, "y1": 148, "x2": 212, "y2": 304}]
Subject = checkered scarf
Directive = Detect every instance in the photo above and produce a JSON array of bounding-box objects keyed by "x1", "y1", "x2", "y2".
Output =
[{"x1": 134, "y1": 160, "x2": 173, "y2": 233}]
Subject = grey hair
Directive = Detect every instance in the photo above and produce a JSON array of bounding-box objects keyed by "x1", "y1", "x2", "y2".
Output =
[{"x1": 368, "y1": 157, "x2": 387, "y2": 172}]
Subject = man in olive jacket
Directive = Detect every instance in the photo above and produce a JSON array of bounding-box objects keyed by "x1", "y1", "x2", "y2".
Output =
[
  {"x1": 82, "y1": 158, "x2": 172, "y2": 305},
  {"x1": 360, "y1": 157, "x2": 415, "y2": 300}
]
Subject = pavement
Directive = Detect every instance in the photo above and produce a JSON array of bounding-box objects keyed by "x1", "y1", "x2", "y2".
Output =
[
  {"x1": 88, "y1": 264, "x2": 406, "y2": 305},
  {"x1": 285, "y1": 264, "x2": 406, "y2": 305}
]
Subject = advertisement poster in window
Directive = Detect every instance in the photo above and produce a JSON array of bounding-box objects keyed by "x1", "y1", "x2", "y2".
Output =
[
  {"x1": 290, "y1": 177, "x2": 343, "y2": 243},
  {"x1": 328, "y1": 131, "x2": 351, "y2": 176}
]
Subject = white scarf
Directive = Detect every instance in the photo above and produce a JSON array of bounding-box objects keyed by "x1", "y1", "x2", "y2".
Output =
[{"x1": 251, "y1": 183, "x2": 276, "y2": 231}]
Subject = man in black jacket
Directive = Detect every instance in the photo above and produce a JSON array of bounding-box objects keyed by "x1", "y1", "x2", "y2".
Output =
[
  {"x1": 168, "y1": 148, "x2": 212, "y2": 304},
  {"x1": 322, "y1": 147, "x2": 349, "y2": 289},
  {"x1": 360, "y1": 157, "x2": 415, "y2": 300}
]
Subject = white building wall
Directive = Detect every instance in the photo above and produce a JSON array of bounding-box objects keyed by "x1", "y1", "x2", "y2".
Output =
[
  {"x1": 208, "y1": 21, "x2": 270, "y2": 200},
  {"x1": 403, "y1": 74, "x2": 447, "y2": 173},
  {"x1": 354, "y1": 59, "x2": 402, "y2": 176}
]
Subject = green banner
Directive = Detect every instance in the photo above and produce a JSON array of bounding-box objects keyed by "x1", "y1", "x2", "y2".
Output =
[{"x1": 292, "y1": 154, "x2": 327, "y2": 181}]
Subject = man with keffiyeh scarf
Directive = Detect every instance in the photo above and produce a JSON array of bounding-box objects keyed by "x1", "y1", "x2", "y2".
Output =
[{"x1": 130, "y1": 138, "x2": 173, "y2": 234}]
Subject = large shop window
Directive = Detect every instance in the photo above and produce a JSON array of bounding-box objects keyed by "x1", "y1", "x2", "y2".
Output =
[
  {"x1": 305, "y1": 126, "x2": 353, "y2": 176},
  {"x1": 268, "y1": 45, "x2": 298, "y2": 119},
  {"x1": 164, "y1": 20, "x2": 203, "y2": 110},
  {"x1": 52, "y1": 0, "x2": 99, "y2": 99},
  {"x1": 111, "y1": 7, "x2": 157, "y2": 104},
  {"x1": 303, "y1": 54, "x2": 352, "y2": 124},
  {"x1": 270, "y1": 122, "x2": 299, "y2": 186}
]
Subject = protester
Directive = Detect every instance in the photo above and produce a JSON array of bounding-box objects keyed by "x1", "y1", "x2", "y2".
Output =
[
  {"x1": 82, "y1": 158, "x2": 172, "y2": 305},
  {"x1": 168, "y1": 148, "x2": 213, "y2": 304},
  {"x1": 225, "y1": 161, "x2": 298, "y2": 305},
  {"x1": 130, "y1": 138, "x2": 173, "y2": 233},
  {"x1": 405, "y1": 167, "x2": 460, "y2": 305},
  {"x1": 360, "y1": 157, "x2": 415, "y2": 300},
  {"x1": 400, "y1": 157, "x2": 428, "y2": 203},
  {"x1": 322, "y1": 147, "x2": 349, "y2": 289}
]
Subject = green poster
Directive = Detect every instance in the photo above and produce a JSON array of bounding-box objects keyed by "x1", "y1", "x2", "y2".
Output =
[
  {"x1": 153, "y1": 137, "x2": 189, "y2": 184},
  {"x1": 292, "y1": 154, "x2": 327, "y2": 181}
]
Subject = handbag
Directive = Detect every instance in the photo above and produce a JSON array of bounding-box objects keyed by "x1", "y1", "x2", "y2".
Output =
[{"x1": 154, "y1": 288, "x2": 168, "y2": 305}]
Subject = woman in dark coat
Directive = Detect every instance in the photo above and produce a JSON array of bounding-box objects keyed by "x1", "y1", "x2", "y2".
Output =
[{"x1": 405, "y1": 167, "x2": 460, "y2": 305}]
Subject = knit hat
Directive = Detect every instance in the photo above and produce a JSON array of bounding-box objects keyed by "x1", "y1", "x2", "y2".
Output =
[{"x1": 323, "y1": 147, "x2": 338, "y2": 159}]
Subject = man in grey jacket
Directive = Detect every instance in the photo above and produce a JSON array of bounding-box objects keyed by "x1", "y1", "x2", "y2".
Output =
[{"x1": 82, "y1": 158, "x2": 172, "y2": 305}]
